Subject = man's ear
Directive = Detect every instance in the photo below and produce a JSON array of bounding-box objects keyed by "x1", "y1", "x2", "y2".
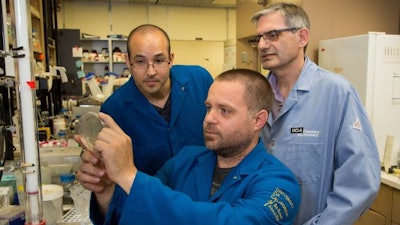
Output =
[
  {"x1": 169, "y1": 52, "x2": 175, "y2": 66},
  {"x1": 298, "y1": 28, "x2": 309, "y2": 48},
  {"x1": 254, "y1": 109, "x2": 268, "y2": 131}
]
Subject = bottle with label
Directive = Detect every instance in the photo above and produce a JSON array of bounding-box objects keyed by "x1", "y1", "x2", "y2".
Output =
[
  {"x1": 57, "y1": 130, "x2": 68, "y2": 147},
  {"x1": 60, "y1": 173, "x2": 76, "y2": 211},
  {"x1": 53, "y1": 117, "x2": 66, "y2": 139}
]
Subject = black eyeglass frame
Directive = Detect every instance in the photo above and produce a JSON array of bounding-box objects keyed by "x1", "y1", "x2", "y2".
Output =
[{"x1": 251, "y1": 27, "x2": 301, "y2": 44}]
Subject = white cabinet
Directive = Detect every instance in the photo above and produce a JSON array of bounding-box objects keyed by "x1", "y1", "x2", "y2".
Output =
[{"x1": 80, "y1": 38, "x2": 128, "y2": 76}]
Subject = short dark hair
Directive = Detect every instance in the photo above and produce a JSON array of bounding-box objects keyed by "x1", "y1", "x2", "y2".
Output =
[
  {"x1": 127, "y1": 24, "x2": 171, "y2": 58},
  {"x1": 215, "y1": 69, "x2": 273, "y2": 115}
]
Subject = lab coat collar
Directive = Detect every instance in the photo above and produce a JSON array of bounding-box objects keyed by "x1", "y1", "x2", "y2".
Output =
[
  {"x1": 196, "y1": 139, "x2": 269, "y2": 201},
  {"x1": 267, "y1": 57, "x2": 318, "y2": 123},
  {"x1": 266, "y1": 56, "x2": 316, "y2": 93},
  {"x1": 120, "y1": 66, "x2": 191, "y2": 126}
]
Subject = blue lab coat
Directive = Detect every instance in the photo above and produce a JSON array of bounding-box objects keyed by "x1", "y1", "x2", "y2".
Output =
[
  {"x1": 91, "y1": 140, "x2": 301, "y2": 225},
  {"x1": 101, "y1": 65, "x2": 213, "y2": 175},
  {"x1": 261, "y1": 57, "x2": 381, "y2": 225}
]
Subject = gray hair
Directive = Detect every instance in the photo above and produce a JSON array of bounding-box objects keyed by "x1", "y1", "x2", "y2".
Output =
[{"x1": 251, "y1": 2, "x2": 310, "y2": 30}]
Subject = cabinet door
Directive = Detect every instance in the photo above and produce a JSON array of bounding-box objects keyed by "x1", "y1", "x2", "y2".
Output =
[
  {"x1": 57, "y1": 29, "x2": 82, "y2": 96},
  {"x1": 354, "y1": 184, "x2": 392, "y2": 225},
  {"x1": 370, "y1": 184, "x2": 392, "y2": 216},
  {"x1": 353, "y1": 209, "x2": 385, "y2": 225},
  {"x1": 392, "y1": 189, "x2": 400, "y2": 224}
]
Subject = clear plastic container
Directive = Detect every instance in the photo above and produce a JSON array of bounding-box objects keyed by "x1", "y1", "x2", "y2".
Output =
[
  {"x1": 70, "y1": 183, "x2": 91, "y2": 220},
  {"x1": 60, "y1": 173, "x2": 76, "y2": 208},
  {"x1": 76, "y1": 112, "x2": 104, "y2": 152},
  {"x1": 57, "y1": 130, "x2": 68, "y2": 147},
  {"x1": 103, "y1": 72, "x2": 119, "y2": 99},
  {"x1": 85, "y1": 72, "x2": 104, "y2": 101}
]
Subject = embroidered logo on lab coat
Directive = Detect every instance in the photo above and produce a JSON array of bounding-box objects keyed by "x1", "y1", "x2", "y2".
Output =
[
  {"x1": 291, "y1": 127, "x2": 320, "y2": 137},
  {"x1": 353, "y1": 118, "x2": 362, "y2": 131},
  {"x1": 264, "y1": 188, "x2": 295, "y2": 222},
  {"x1": 290, "y1": 127, "x2": 303, "y2": 133}
]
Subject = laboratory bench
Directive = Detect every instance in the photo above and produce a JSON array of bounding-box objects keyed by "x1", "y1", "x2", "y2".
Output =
[
  {"x1": 6, "y1": 147, "x2": 400, "y2": 225},
  {"x1": 354, "y1": 171, "x2": 400, "y2": 225}
]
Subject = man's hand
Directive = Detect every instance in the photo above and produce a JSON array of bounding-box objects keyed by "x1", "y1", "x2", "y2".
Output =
[
  {"x1": 75, "y1": 133, "x2": 115, "y2": 215},
  {"x1": 94, "y1": 112, "x2": 137, "y2": 194}
]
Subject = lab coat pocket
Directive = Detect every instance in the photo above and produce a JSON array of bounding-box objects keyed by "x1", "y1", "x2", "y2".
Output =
[{"x1": 286, "y1": 143, "x2": 323, "y2": 184}]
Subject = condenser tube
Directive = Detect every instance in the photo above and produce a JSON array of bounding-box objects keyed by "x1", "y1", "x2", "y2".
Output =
[{"x1": 14, "y1": 0, "x2": 44, "y2": 224}]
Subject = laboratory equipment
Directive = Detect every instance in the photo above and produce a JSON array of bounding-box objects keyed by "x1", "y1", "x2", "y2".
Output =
[
  {"x1": 52, "y1": 117, "x2": 66, "y2": 139},
  {"x1": 318, "y1": 32, "x2": 400, "y2": 169},
  {"x1": 42, "y1": 184, "x2": 63, "y2": 225},
  {"x1": 70, "y1": 183, "x2": 91, "y2": 220},
  {"x1": 77, "y1": 112, "x2": 104, "y2": 151},
  {"x1": 39, "y1": 146, "x2": 81, "y2": 182},
  {"x1": 60, "y1": 173, "x2": 75, "y2": 207},
  {"x1": 71, "y1": 105, "x2": 100, "y2": 119},
  {"x1": 13, "y1": 0, "x2": 44, "y2": 224},
  {"x1": 85, "y1": 72, "x2": 104, "y2": 102},
  {"x1": 102, "y1": 72, "x2": 119, "y2": 99},
  {"x1": 50, "y1": 66, "x2": 68, "y2": 84},
  {"x1": 0, "y1": 169, "x2": 25, "y2": 225}
]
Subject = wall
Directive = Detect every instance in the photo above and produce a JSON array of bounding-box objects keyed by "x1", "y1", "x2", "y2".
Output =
[
  {"x1": 57, "y1": 1, "x2": 236, "y2": 77},
  {"x1": 171, "y1": 40, "x2": 224, "y2": 77},
  {"x1": 236, "y1": 0, "x2": 400, "y2": 70},
  {"x1": 235, "y1": 0, "x2": 303, "y2": 71},
  {"x1": 235, "y1": 0, "x2": 265, "y2": 71},
  {"x1": 57, "y1": 0, "x2": 400, "y2": 75},
  {"x1": 304, "y1": 0, "x2": 400, "y2": 62}
]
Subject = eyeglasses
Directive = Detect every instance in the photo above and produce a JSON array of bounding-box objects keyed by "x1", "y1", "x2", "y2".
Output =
[
  {"x1": 130, "y1": 59, "x2": 170, "y2": 71},
  {"x1": 251, "y1": 27, "x2": 301, "y2": 43}
]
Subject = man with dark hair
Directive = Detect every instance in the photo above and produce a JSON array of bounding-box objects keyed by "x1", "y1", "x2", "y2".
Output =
[
  {"x1": 78, "y1": 68, "x2": 301, "y2": 225},
  {"x1": 77, "y1": 24, "x2": 213, "y2": 173}
]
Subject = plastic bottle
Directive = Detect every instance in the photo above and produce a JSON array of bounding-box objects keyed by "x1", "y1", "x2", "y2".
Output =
[
  {"x1": 103, "y1": 72, "x2": 119, "y2": 99},
  {"x1": 53, "y1": 117, "x2": 66, "y2": 139},
  {"x1": 57, "y1": 130, "x2": 68, "y2": 147},
  {"x1": 60, "y1": 173, "x2": 76, "y2": 208},
  {"x1": 85, "y1": 72, "x2": 104, "y2": 101}
]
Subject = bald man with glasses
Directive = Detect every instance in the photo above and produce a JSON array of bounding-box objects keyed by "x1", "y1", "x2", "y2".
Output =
[{"x1": 76, "y1": 24, "x2": 213, "y2": 196}]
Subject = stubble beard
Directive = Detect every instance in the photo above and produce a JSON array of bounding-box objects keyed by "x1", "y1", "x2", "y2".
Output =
[{"x1": 205, "y1": 131, "x2": 253, "y2": 159}]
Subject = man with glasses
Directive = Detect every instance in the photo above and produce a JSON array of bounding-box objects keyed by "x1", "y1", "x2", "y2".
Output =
[
  {"x1": 76, "y1": 24, "x2": 213, "y2": 194},
  {"x1": 79, "y1": 68, "x2": 301, "y2": 225},
  {"x1": 251, "y1": 3, "x2": 380, "y2": 225}
]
